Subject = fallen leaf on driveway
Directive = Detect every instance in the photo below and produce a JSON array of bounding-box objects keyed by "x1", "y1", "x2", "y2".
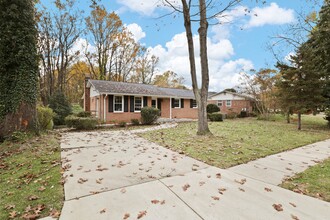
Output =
[
  {"x1": 160, "y1": 200, "x2": 165, "y2": 205},
  {"x1": 151, "y1": 200, "x2": 160, "y2": 204},
  {"x1": 264, "y1": 187, "x2": 272, "y2": 192},
  {"x1": 291, "y1": 214, "x2": 299, "y2": 220},
  {"x1": 123, "y1": 213, "x2": 130, "y2": 219},
  {"x1": 216, "y1": 173, "x2": 221, "y2": 179},
  {"x1": 289, "y1": 202, "x2": 297, "y2": 208},
  {"x1": 234, "y1": 179, "x2": 246, "y2": 185},
  {"x1": 272, "y1": 204, "x2": 283, "y2": 211},
  {"x1": 96, "y1": 178, "x2": 103, "y2": 184},
  {"x1": 238, "y1": 187, "x2": 245, "y2": 192},
  {"x1": 218, "y1": 188, "x2": 226, "y2": 194},
  {"x1": 120, "y1": 188, "x2": 127, "y2": 193},
  {"x1": 77, "y1": 178, "x2": 88, "y2": 184},
  {"x1": 137, "y1": 210, "x2": 147, "y2": 219},
  {"x1": 182, "y1": 184, "x2": 190, "y2": 191},
  {"x1": 199, "y1": 181, "x2": 205, "y2": 186},
  {"x1": 100, "y1": 208, "x2": 106, "y2": 214},
  {"x1": 211, "y1": 196, "x2": 220, "y2": 200}
]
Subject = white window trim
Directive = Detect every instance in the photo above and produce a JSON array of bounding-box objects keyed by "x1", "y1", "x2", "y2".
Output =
[
  {"x1": 226, "y1": 100, "x2": 232, "y2": 107},
  {"x1": 217, "y1": 100, "x2": 222, "y2": 107},
  {"x1": 192, "y1": 100, "x2": 198, "y2": 108},
  {"x1": 174, "y1": 98, "x2": 181, "y2": 108},
  {"x1": 134, "y1": 96, "x2": 143, "y2": 112},
  {"x1": 113, "y1": 95, "x2": 124, "y2": 113}
]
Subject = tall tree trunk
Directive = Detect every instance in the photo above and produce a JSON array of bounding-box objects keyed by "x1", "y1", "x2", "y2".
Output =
[
  {"x1": 286, "y1": 111, "x2": 290, "y2": 123},
  {"x1": 297, "y1": 111, "x2": 301, "y2": 130},
  {"x1": 197, "y1": 0, "x2": 211, "y2": 135},
  {"x1": 181, "y1": 0, "x2": 211, "y2": 135}
]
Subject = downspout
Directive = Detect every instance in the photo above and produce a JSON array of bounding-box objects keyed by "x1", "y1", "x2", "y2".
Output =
[
  {"x1": 104, "y1": 94, "x2": 108, "y2": 123},
  {"x1": 170, "y1": 97, "x2": 172, "y2": 119}
]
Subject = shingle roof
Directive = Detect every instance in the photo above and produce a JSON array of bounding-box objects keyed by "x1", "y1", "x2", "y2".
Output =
[
  {"x1": 88, "y1": 80, "x2": 195, "y2": 99},
  {"x1": 208, "y1": 90, "x2": 255, "y2": 100}
]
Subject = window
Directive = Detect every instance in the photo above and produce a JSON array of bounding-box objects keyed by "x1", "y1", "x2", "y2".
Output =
[
  {"x1": 217, "y1": 100, "x2": 222, "y2": 107},
  {"x1": 151, "y1": 99, "x2": 157, "y2": 108},
  {"x1": 134, "y1": 97, "x2": 142, "y2": 112},
  {"x1": 173, "y1": 98, "x2": 180, "y2": 108},
  {"x1": 114, "y1": 96, "x2": 123, "y2": 112},
  {"x1": 192, "y1": 100, "x2": 197, "y2": 108},
  {"x1": 226, "y1": 100, "x2": 231, "y2": 107}
]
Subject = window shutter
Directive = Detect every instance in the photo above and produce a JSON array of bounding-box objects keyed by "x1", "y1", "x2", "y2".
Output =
[
  {"x1": 171, "y1": 98, "x2": 174, "y2": 108},
  {"x1": 181, "y1": 99, "x2": 184, "y2": 108},
  {"x1": 130, "y1": 96, "x2": 134, "y2": 112},
  {"x1": 108, "y1": 95, "x2": 113, "y2": 112},
  {"x1": 124, "y1": 96, "x2": 128, "y2": 112},
  {"x1": 143, "y1": 96, "x2": 148, "y2": 107},
  {"x1": 190, "y1": 99, "x2": 193, "y2": 108}
]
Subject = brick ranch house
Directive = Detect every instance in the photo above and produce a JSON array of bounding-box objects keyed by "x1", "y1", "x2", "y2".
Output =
[
  {"x1": 208, "y1": 90, "x2": 254, "y2": 114},
  {"x1": 84, "y1": 79, "x2": 199, "y2": 123}
]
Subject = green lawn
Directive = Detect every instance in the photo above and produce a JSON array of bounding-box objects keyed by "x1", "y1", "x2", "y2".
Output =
[
  {"x1": 281, "y1": 158, "x2": 330, "y2": 202},
  {"x1": 0, "y1": 132, "x2": 63, "y2": 219},
  {"x1": 140, "y1": 115, "x2": 330, "y2": 168}
]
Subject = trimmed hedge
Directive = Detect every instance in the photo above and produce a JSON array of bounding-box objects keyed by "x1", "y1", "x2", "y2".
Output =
[
  {"x1": 77, "y1": 111, "x2": 92, "y2": 117},
  {"x1": 207, "y1": 104, "x2": 220, "y2": 113},
  {"x1": 208, "y1": 112, "x2": 223, "y2": 122},
  {"x1": 37, "y1": 106, "x2": 54, "y2": 130},
  {"x1": 226, "y1": 112, "x2": 238, "y2": 119},
  {"x1": 141, "y1": 107, "x2": 160, "y2": 125},
  {"x1": 65, "y1": 115, "x2": 98, "y2": 130}
]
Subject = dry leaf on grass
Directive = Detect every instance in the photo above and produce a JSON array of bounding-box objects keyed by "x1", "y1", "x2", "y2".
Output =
[
  {"x1": 27, "y1": 195, "x2": 39, "y2": 201},
  {"x1": 4, "y1": 204, "x2": 15, "y2": 210},
  {"x1": 272, "y1": 204, "x2": 283, "y2": 212},
  {"x1": 9, "y1": 211, "x2": 18, "y2": 219},
  {"x1": 22, "y1": 213, "x2": 39, "y2": 220},
  {"x1": 137, "y1": 210, "x2": 147, "y2": 219},
  {"x1": 49, "y1": 208, "x2": 61, "y2": 218}
]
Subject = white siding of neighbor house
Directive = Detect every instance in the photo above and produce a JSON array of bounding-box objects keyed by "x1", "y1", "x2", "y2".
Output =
[
  {"x1": 90, "y1": 85, "x2": 100, "y2": 97},
  {"x1": 209, "y1": 93, "x2": 246, "y2": 101}
]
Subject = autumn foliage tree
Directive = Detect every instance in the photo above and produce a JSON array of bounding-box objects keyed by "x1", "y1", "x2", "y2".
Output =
[{"x1": 0, "y1": 0, "x2": 39, "y2": 137}]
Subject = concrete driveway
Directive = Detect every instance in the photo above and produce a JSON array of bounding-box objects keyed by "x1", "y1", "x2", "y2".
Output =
[{"x1": 59, "y1": 125, "x2": 330, "y2": 220}]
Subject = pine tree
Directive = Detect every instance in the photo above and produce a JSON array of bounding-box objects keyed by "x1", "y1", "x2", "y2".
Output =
[{"x1": 0, "y1": 0, "x2": 39, "y2": 137}]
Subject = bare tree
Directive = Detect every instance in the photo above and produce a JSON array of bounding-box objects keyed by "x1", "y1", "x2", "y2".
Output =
[{"x1": 163, "y1": 0, "x2": 242, "y2": 135}]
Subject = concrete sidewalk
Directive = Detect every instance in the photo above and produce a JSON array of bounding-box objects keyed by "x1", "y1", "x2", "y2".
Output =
[{"x1": 58, "y1": 126, "x2": 330, "y2": 220}]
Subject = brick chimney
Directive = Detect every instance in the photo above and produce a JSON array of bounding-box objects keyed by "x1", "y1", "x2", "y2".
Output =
[{"x1": 84, "y1": 75, "x2": 91, "y2": 112}]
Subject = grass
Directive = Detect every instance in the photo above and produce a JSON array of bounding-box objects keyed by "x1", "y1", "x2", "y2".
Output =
[
  {"x1": 0, "y1": 131, "x2": 63, "y2": 219},
  {"x1": 140, "y1": 115, "x2": 330, "y2": 168},
  {"x1": 281, "y1": 158, "x2": 330, "y2": 202}
]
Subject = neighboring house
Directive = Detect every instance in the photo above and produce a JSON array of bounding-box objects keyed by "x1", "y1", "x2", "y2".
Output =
[
  {"x1": 84, "y1": 78, "x2": 198, "y2": 123},
  {"x1": 208, "y1": 91, "x2": 254, "y2": 114}
]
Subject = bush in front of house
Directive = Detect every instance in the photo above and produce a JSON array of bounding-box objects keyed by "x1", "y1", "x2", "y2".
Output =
[
  {"x1": 207, "y1": 104, "x2": 220, "y2": 114},
  {"x1": 226, "y1": 111, "x2": 238, "y2": 119},
  {"x1": 37, "y1": 105, "x2": 55, "y2": 130},
  {"x1": 49, "y1": 91, "x2": 72, "y2": 125},
  {"x1": 131, "y1": 119, "x2": 140, "y2": 125},
  {"x1": 208, "y1": 112, "x2": 223, "y2": 122},
  {"x1": 118, "y1": 121, "x2": 127, "y2": 127},
  {"x1": 141, "y1": 107, "x2": 160, "y2": 125},
  {"x1": 65, "y1": 115, "x2": 98, "y2": 130},
  {"x1": 76, "y1": 111, "x2": 92, "y2": 117}
]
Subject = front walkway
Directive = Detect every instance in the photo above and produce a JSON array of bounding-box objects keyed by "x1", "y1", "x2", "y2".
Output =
[{"x1": 58, "y1": 124, "x2": 330, "y2": 220}]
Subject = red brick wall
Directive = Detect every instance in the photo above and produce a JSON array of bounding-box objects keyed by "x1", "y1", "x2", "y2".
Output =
[{"x1": 207, "y1": 99, "x2": 253, "y2": 114}]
